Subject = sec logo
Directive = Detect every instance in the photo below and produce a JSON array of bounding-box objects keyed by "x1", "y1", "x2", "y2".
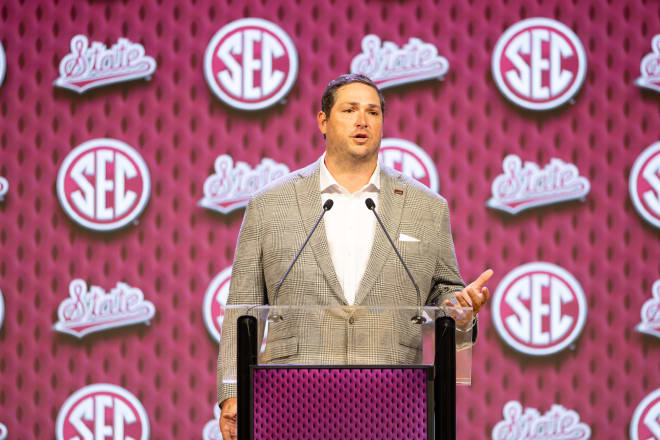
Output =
[
  {"x1": 56, "y1": 383, "x2": 149, "y2": 440},
  {"x1": 630, "y1": 388, "x2": 660, "y2": 440},
  {"x1": 492, "y1": 262, "x2": 587, "y2": 356},
  {"x1": 203, "y1": 266, "x2": 232, "y2": 343},
  {"x1": 57, "y1": 139, "x2": 150, "y2": 231},
  {"x1": 492, "y1": 17, "x2": 586, "y2": 111},
  {"x1": 204, "y1": 18, "x2": 298, "y2": 111},
  {"x1": 203, "y1": 267, "x2": 268, "y2": 349},
  {"x1": 379, "y1": 138, "x2": 439, "y2": 192},
  {"x1": 630, "y1": 141, "x2": 660, "y2": 229}
]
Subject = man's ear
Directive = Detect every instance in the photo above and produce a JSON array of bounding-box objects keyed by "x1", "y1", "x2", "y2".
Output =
[{"x1": 317, "y1": 111, "x2": 327, "y2": 135}]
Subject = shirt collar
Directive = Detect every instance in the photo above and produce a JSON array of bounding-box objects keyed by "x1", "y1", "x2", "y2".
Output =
[{"x1": 319, "y1": 153, "x2": 381, "y2": 194}]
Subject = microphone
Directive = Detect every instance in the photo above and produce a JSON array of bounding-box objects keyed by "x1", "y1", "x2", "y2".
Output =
[
  {"x1": 365, "y1": 198, "x2": 425, "y2": 324},
  {"x1": 269, "y1": 199, "x2": 334, "y2": 321}
]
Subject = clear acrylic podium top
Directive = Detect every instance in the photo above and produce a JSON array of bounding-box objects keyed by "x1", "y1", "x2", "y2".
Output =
[{"x1": 222, "y1": 305, "x2": 474, "y2": 385}]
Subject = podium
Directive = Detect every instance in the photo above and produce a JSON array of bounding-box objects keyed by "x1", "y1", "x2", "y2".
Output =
[{"x1": 223, "y1": 305, "x2": 474, "y2": 440}]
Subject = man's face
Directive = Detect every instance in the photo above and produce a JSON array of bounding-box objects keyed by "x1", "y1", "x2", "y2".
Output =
[{"x1": 318, "y1": 82, "x2": 383, "y2": 165}]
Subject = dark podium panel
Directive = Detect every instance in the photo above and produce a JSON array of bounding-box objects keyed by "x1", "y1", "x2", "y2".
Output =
[
  {"x1": 225, "y1": 305, "x2": 474, "y2": 440},
  {"x1": 253, "y1": 366, "x2": 432, "y2": 439}
]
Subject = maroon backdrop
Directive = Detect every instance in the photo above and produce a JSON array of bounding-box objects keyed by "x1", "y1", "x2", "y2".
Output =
[{"x1": 0, "y1": 0, "x2": 658, "y2": 439}]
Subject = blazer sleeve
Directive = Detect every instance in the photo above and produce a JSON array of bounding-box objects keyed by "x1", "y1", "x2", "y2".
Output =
[
  {"x1": 426, "y1": 198, "x2": 465, "y2": 305},
  {"x1": 425, "y1": 198, "x2": 479, "y2": 343},
  {"x1": 217, "y1": 196, "x2": 267, "y2": 406}
]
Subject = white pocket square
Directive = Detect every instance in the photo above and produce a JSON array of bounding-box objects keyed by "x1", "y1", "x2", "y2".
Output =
[{"x1": 399, "y1": 233, "x2": 420, "y2": 242}]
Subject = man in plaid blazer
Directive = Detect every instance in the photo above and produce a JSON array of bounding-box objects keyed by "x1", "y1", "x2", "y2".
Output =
[{"x1": 218, "y1": 74, "x2": 492, "y2": 439}]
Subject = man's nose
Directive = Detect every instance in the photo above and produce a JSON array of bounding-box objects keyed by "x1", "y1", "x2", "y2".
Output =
[{"x1": 355, "y1": 110, "x2": 368, "y2": 127}]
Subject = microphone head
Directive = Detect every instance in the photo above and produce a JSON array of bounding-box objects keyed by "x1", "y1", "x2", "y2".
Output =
[
  {"x1": 365, "y1": 198, "x2": 376, "y2": 210},
  {"x1": 323, "y1": 199, "x2": 334, "y2": 211}
]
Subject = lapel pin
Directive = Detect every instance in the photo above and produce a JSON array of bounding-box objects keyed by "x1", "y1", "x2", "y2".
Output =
[{"x1": 394, "y1": 189, "x2": 403, "y2": 195}]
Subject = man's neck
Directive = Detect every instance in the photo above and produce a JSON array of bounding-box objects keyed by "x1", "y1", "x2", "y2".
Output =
[{"x1": 324, "y1": 155, "x2": 378, "y2": 194}]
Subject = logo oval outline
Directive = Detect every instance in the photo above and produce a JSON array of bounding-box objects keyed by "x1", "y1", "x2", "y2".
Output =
[
  {"x1": 56, "y1": 138, "x2": 151, "y2": 231},
  {"x1": 492, "y1": 261, "x2": 588, "y2": 356},
  {"x1": 203, "y1": 17, "x2": 299, "y2": 111},
  {"x1": 491, "y1": 17, "x2": 587, "y2": 111}
]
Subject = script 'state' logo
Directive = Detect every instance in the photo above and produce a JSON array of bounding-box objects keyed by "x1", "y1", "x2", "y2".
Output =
[
  {"x1": 636, "y1": 34, "x2": 660, "y2": 93},
  {"x1": 56, "y1": 384, "x2": 149, "y2": 440},
  {"x1": 492, "y1": 18, "x2": 586, "y2": 110},
  {"x1": 0, "y1": 42, "x2": 6, "y2": 88},
  {"x1": 636, "y1": 280, "x2": 660, "y2": 339},
  {"x1": 54, "y1": 279, "x2": 156, "y2": 338},
  {"x1": 57, "y1": 139, "x2": 151, "y2": 231},
  {"x1": 492, "y1": 262, "x2": 587, "y2": 356},
  {"x1": 630, "y1": 141, "x2": 660, "y2": 229},
  {"x1": 630, "y1": 388, "x2": 660, "y2": 440},
  {"x1": 487, "y1": 154, "x2": 590, "y2": 214},
  {"x1": 54, "y1": 35, "x2": 156, "y2": 93},
  {"x1": 203, "y1": 266, "x2": 232, "y2": 343},
  {"x1": 200, "y1": 155, "x2": 290, "y2": 214},
  {"x1": 379, "y1": 138, "x2": 439, "y2": 192},
  {"x1": 492, "y1": 401, "x2": 591, "y2": 439},
  {"x1": 350, "y1": 35, "x2": 449, "y2": 89},
  {"x1": 204, "y1": 18, "x2": 298, "y2": 111}
]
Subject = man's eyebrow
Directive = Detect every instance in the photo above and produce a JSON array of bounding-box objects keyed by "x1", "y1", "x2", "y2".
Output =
[{"x1": 341, "y1": 102, "x2": 380, "y2": 108}]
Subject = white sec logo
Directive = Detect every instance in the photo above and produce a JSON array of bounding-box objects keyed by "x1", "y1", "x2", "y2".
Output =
[
  {"x1": 57, "y1": 139, "x2": 150, "y2": 231},
  {"x1": 492, "y1": 17, "x2": 586, "y2": 110},
  {"x1": 630, "y1": 388, "x2": 660, "y2": 440},
  {"x1": 204, "y1": 18, "x2": 298, "y2": 111},
  {"x1": 492, "y1": 262, "x2": 587, "y2": 356},
  {"x1": 379, "y1": 138, "x2": 439, "y2": 192},
  {"x1": 203, "y1": 266, "x2": 232, "y2": 343},
  {"x1": 56, "y1": 383, "x2": 149, "y2": 440},
  {"x1": 630, "y1": 141, "x2": 660, "y2": 229}
]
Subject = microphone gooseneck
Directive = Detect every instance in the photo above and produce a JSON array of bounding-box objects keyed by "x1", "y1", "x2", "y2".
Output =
[
  {"x1": 365, "y1": 197, "x2": 425, "y2": 324},
  {"x1": 269, "y1": 199, "x2": 334, "y2": 321}
]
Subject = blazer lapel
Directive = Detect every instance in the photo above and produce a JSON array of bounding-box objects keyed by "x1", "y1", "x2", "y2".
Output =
[
  {"x1": 354, "y1": 168, "x2": 405, "y2": 305},
  {"x1": 294, "y1": 160, "x2": 346, "y2": 304}
]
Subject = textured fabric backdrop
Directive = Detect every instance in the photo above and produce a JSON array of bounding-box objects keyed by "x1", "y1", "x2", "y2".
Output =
[{"x1": 0, "y1": 0, "x2": 658, "y2": 439}]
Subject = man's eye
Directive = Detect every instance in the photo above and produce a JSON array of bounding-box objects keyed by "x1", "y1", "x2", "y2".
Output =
[
  {"x1": 370, "y1": 111, "x2": 379, "y2": 116},
  {"x1": 344, "y1": 109, "x2": 353, "y2": 112}
]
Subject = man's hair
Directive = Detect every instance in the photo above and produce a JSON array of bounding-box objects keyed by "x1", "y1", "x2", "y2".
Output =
[{"x1": 320, "y1": 73, "x2": 386, "y2": 118}]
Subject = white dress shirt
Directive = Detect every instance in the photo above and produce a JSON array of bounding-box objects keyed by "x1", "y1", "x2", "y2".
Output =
[{"x1": 320, "y1": 155, "x2": 380, "y2": 305}]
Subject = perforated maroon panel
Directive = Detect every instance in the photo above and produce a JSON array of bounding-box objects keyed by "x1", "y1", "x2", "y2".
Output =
[
  {"x1": 0, "y1": 0, "x2": 658, "y2": 439},
  {"x1": 253, "y1": 367, "x2": 428, "y2": 439}
]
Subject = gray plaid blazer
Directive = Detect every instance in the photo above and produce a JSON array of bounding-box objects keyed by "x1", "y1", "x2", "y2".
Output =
[{"x1": 217, "y1": 158, "x2": 465, "y2": 404}]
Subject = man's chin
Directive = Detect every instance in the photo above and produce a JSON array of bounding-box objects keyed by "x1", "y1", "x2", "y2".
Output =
[{"x1": 348, "y1": 149, "x2": 379, "y2": 164}]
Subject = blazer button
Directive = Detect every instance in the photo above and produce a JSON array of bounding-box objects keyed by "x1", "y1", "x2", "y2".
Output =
[{"x1": 348, "y1": 316, "x2": 355, "y2": 324}]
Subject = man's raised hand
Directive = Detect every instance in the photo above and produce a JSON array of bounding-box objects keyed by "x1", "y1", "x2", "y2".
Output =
[{"x1": 444, "y1": 269, "x2": 493, "y2": 314}]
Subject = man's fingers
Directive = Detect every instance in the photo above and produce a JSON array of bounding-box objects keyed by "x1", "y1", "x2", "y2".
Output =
[
  {"x1": 481, "y1": 286, "x2": 490, "y2": 301},
  {"x1": 469, "y1": 269, "x2": 494, "y2": 290},
  {"x1": 220, "y1": 416, "x2": 237, "y2": 440},
  {"x1": 220, "y1": 398, "x2": 238, "y2": 440},
  {"x1": 456, "y1": 291, "x2": 471, "y2": 307},
  {"x1": 466, "y1": 288, "x2": 481, "y2": 306},
  {"x1": 219, "y1": 421, "x2": 230, "y2": 439}
]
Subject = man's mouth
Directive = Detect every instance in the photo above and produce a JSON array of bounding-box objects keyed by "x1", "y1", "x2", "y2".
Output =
[{"x1": 353, "y1": 133, "x2": 368, "y2": 139}]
